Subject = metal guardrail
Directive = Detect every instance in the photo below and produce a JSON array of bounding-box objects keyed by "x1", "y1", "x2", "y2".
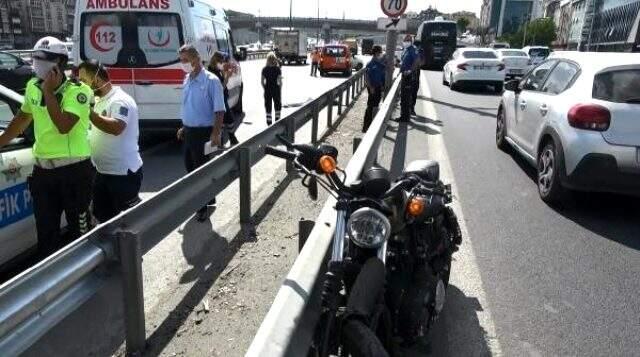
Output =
[
  {"x1": 247, "y1": 75, "x2": 402, "y2": 357},
  {"x1": 0, "y1": 69, "x2": 367, "y2": 356},
  {"x1": 244, "y1": 50, "x2": 271, "y2": 61}
]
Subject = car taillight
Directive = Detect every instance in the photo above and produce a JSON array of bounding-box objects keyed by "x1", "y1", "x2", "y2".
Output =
[
  {"x1": 568, "y1": 104, "x2": 611, "y2": 131},
  {"x1": 457, "y1": 63, "x2": 468, "y2": 70},
  {"x1": 497, "y1": 63, "x2": 505, "y2": 71}
]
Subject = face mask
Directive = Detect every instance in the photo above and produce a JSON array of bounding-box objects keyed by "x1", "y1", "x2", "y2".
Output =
[
  {"x1": 376, "y1": 54, "x2": 384, "y2": 60},
  {"x1": 403, "y1": 41, "x2": 412, "y2": 48},
  {"x1": 181, "y1": 62, "x2": 194, "y2": 73},
  {"x1": 33, "y1": 59, "x2": 57, "y2": 80}
]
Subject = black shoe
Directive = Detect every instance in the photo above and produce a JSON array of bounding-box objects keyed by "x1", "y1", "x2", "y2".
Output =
[{"x1": 196, "y1": 210, "x2": 209, "y2": 222}]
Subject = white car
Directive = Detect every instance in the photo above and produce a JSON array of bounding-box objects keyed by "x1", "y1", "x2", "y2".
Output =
[
  {"x1": 522, "y1": 46, "x2": 550, "y2": 67},
  {"x1": 496, "y1": 49, "x2": 531, "y2": 79},
  {"x1": 443, "y1": 48, "x2": 506, "y2": 92},
  {"x1": 496, "y1": 52, "x2": 640, "y2": 203},
  {"x1": 0, "y1": 84, "x2": 37, "y2": 270}
]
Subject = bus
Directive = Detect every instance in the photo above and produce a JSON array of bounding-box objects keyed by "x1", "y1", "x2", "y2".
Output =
[{"x1": 416, "y1": 17, "x2": 458, "y2": 70}]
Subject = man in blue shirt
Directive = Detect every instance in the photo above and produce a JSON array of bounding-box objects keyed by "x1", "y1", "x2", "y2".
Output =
[
  {"x1": 398, "y1": 35, "x2": 418, "y2": 122},
  {"x1": 177, "y1": 44, "x2": 226, "y2": 222},
  {"x1": 412, "y1": 43, "x2": 425, "y2": 112},
  {"x1": 363, "y1": 45, "x2": 386, "y2": 132}
]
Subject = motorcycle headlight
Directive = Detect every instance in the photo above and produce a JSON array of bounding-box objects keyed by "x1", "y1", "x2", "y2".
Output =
[{"x1": 347, "y1": 207, "x2": 391, "y2": 249}]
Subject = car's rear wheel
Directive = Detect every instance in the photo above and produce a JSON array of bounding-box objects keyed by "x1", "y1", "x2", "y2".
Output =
[
  {"x1": 537, "y1": 141, "x2": 566, "y2": 205},
  {"x1": 496, "y1": 106, "x2": 508, "y2": 151}
]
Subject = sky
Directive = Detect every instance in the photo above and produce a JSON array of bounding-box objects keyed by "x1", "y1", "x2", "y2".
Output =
[{"x1": 215, "y1": 0, "x2": 481, "y2": 20}]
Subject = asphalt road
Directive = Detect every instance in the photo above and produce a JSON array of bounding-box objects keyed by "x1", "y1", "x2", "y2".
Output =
[{"x1": 415, "y1": 69, "x2": 640, "y2": 356}]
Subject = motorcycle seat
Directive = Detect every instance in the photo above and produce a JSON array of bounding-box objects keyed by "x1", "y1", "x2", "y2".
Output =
[{"x1": 403, "y1": 160, "x2": 440, "y2": 182}]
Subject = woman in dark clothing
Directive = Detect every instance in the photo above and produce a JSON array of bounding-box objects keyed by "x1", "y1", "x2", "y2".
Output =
[
  {"x1": 262, "y1": 52, "x2": 282, "y2": 126},
  {"x1": 208, "y1": 52, "x2": 239, "y2": 146}
]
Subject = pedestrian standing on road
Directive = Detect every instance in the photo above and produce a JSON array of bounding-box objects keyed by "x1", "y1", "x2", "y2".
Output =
[
  {"x1": 310, "y1": 48, "x2": 320, "y2": 76},
  {"x1": 363, "y1": 45, "x2": 386, "y2": 132},
  {"x1": 177, "y1": 44, "x2": 225, "y2": 222},
  {"x1": 412, "y1": 42, "x2": 424, "y2": 114},
  {"x1": 78, "y1": 60, "x2": 143, "y2": 223},
  {"x1": 0, "y1": 36, "x2": 94, "y2": 258},
  {"x1": 396, "y1": 35, "x2": 419, "y2": 122},
  {"x1": 262, "y1": 52, "x2": 283, "y2": 126},
  {"x1": 208, "y1": 52, "x2": 239, "y2": 147}
]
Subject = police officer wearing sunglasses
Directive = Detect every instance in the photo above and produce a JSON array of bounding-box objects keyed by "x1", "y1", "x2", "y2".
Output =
[{"x1": 0, "y1": 36, "x2": 94, "y2": 258}]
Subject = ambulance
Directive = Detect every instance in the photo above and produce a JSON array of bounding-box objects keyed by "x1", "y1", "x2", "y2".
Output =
[{"x1": 72, "y1": 0, "x2": 244, "y2": 128}]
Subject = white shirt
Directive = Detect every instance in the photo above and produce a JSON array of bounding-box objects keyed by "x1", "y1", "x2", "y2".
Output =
[{"x1": 90, "y1": 86, "x2": 143, "y2": 175}]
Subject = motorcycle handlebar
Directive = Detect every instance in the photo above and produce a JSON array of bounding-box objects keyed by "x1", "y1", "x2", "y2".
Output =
[{"x1": 265, "y1": 146, "x2": 297, "y2": 161}]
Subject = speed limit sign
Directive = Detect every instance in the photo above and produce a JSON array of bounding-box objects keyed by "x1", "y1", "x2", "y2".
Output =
[{"x1": 381, "y1": 0, "x2": 407, "y2": 18}]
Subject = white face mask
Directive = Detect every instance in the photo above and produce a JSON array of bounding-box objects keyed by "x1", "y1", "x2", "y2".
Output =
[
  {"x1": 181, "y1": 62, "x2": 194, "y2": 73},
  {"x1": 33, "y1": 59, "x2": 57, "y2": 80},
  {"x1": 403, "y1": 41, "x2": 412, "y2": 48}
]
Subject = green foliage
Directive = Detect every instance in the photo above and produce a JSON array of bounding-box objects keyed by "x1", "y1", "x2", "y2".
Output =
[
  {"x1": 499, "y1": 17, "x2": 557, "y2": 47},
  {"x1": 457, "y1": 17, "x2": 470, "y2": 33}
]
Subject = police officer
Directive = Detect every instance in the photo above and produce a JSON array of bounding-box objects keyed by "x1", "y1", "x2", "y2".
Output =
[
  {"x1": 412, "y1": 42, "x2": 425, "y2": 114},
  {"x1": 397, "y1": 35, "x2": 419, "y2": 122},
  {"x1": 0, "y1": 36, "x2": 94, "y2": 258},
  {"x1": 363, "y1": 45, "x2": 385, "y2": 132}
]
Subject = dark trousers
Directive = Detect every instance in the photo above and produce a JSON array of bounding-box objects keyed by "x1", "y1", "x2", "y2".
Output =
[
  {"x1": 223, "y1": 111, "x2": 239, "y2": 146},
  {"x1": 92, "y1": 168, "x2": 143, "y2": 223},
  {"x1": 363, "y1": 85, "x2": 383, "y2": 132},
  {"x1": 412, "y1": 70, "x2": 420, "y2": 108},
  {"x1": 311, "y1": 62, "x2": 319, "y2": 76},
  {"x1": 400, "y1": 72, "x2": 415, "y2": 121},
  {"x1": 264, "y1": 88, "x2": 282, "y2": 122},
  {"x1": 183, "y1": 126, "x2": 216, "y2": 214},
  {"x1": 28, "y1": 159, "x2": 94, "y2": 258}
]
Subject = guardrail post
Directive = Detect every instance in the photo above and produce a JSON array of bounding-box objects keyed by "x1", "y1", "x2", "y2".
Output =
[
  {"x1": 238, "y1": 147, "x2": 252, "y2": 224},
  {"x1": 351, "y1": 81, "x2": 356, "y2": 100},
  {"x1": 346, "y1": 85, "x2": 351, "y2": 106},
  {"x1": 118, "y1": 231, "x2": 146, "y2": 356},
  {"x1": 311, "y1": 103, "x2": 319, "y2": 145},
  {"x1": 327, "y1": 91, "x2": 334, "y2": 128},
  {"x1": 285, "y1": 117, "x2": 296, "y2": 173},
  {"x1": 298, "y1": 219, "x2": 315, "y2": 252},
  {"x1": 338, "y1": 91, "x2": 343, "y2": 115}
]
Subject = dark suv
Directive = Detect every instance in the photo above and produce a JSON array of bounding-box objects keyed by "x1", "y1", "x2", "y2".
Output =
[{"x1": 0, "y1": 52, "x2": 33, "y2": 94}]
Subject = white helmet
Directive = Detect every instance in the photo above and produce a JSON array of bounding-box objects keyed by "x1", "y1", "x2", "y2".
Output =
[{"x1": 33, "y1": 36, "x2": 68, "y2": 59}]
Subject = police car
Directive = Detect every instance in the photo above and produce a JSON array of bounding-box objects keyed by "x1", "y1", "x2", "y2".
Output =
[{"x1": 0, "y1": 84, "x2": 37, "y2": 270}]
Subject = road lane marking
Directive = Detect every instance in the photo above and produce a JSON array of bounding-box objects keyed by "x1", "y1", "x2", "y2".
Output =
[{"x1": 419, "y1": 73, "x2": 503, "y2": 355}]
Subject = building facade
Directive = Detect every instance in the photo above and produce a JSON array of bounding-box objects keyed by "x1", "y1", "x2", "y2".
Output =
[
  {"x1": 480, "y1": 0, "x2": 545, "y2": 37},
  {"x1": 0, "y1": 0, "x2": 71, "y2": 49}
]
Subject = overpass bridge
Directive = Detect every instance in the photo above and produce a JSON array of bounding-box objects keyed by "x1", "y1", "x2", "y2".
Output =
[{"x1": 229, "y1": 15, "x2": 422, "y2": 44}]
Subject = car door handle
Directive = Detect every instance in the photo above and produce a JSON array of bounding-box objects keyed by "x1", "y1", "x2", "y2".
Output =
[
  {"x1": 519, "y1": 100, "x2": 527, "y2": 110},
  {"x1": 135, "y1": 81, "x2": 153, "y2": 86},
  {"x1": 539, "y1": 104, "x2": 548, "y2": 116}
]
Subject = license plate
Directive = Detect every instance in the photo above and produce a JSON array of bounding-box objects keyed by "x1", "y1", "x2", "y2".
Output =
[
  {"x1": 510, "y1": 69, "x2": 523, "y2": 74},
  {"x1": 474, "y1": 66, "x2": 489, "y2": 70}
]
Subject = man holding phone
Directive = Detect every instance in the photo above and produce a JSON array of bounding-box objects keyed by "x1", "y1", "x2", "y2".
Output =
[{"x1": 0, "y1": 36, "x2": 94, "y2": 258}]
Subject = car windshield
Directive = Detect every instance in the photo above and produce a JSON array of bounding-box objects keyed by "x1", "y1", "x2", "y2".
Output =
[
  {"x1": 462, "y1": 51, "x2": 497, "y2": 59},
  {"x1": 592, "y1": 69, "x2": 640, "y2": 103},
  {"x1": 324, "y1": 47, "x2": 346, "y2": 57},
  {"x1": 529, "y1": 48, "x2": 550, "y2": 57},
  {"x1": 501, "y1": 51, "x2": 527, "y2": 57}
]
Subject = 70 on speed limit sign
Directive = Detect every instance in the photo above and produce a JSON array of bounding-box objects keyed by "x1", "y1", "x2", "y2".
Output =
[{"x1": 381, "y1": 0, "x2": 408, "y2": 18}]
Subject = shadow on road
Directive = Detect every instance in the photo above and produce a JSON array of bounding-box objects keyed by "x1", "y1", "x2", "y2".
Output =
[
  {"x1": 143, "y1": 174, "x2": 297, "y2": 356},
  {"x1": 417, "y1": 95, "x2": 497, "y2": 118},
  {"x1": 504, "y1": 147, "x2": 640, "y2": 251},
  {"x1": 421, "y1": 285, "x2": 493, "y2": 357}
]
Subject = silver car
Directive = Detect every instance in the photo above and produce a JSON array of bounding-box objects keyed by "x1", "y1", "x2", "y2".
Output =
[{"x1": 496, "y1": 52, "x2": 640, "y2": 203}]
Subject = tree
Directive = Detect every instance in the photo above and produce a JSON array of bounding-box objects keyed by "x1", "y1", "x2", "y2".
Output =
[
  {"x1": 457, "y1": 17, "x2": 470, "y2": 33},
  {"x1": 499, "y1": 17, "x2": 557, "y2": 47},
  {"x1": 475, "y1": 26, "x2": 491, "y2": 45}
]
